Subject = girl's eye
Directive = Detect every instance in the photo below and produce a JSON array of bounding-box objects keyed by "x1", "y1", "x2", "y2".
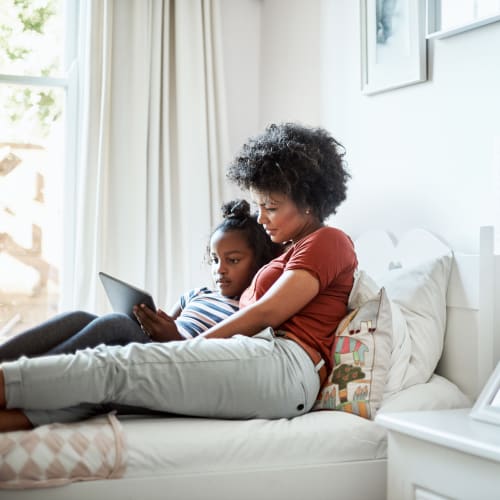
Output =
[
  {"x1": 210, "y1": 257, "x2": 219, "y2": 264},
  {"x1": 229, "y1": 258, "x2": 240, "y2": 264}
]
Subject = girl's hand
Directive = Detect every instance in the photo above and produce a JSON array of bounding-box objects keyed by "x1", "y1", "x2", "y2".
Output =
[{"x1": 133, "y1": 305, "x2": 184, "y2": 342}]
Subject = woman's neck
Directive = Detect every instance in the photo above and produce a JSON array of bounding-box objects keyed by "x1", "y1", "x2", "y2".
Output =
[{"x1": 290, "y1": 221, "x2": 324, "y2": 245}]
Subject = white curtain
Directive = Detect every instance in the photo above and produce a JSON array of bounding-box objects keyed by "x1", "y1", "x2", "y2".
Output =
[{"x1": 62, "y1": 0, "x2": 231, "y2": 313}]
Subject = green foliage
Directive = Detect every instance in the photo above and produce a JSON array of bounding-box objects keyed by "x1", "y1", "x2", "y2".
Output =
[
  {"x1": 2, "y1": 0, "x2": 57, "y2": 60},
  {"x1": 15, "y1": 0, "x2": 56, "y2": 34},
  {"x1": 7, "y1": 46, "x2": 30, "y2": 61},
  {"x1": 0, "y1": 24, "x2": 30, "y2": 61},
  {"x1": 5, "y1": 86, "x2": 61, "y2": 136},
  {"x1": 0, "y1": 0, "x2": 62, "y2": 138}
]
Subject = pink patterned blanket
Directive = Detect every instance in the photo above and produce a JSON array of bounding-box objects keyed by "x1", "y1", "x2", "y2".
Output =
[{"x1": 0, "y1": 413, "x2": 126, "y2": 489}]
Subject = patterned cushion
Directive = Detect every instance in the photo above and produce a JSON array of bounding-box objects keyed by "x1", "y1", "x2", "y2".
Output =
[
  {"x1": 313, "y1": 288, "x2": 393, "y2": 419},
  {"x1": 0, "y1": 413, "x2": 126, "y2": 489}
]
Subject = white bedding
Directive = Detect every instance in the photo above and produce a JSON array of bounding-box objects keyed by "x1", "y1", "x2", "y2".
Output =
[
  {"x1": 0, "y1": 375, "x2": 469, "y2": 492},
  {"x1": 122, "y1": 374, "x2": 469, "y2": 481}
]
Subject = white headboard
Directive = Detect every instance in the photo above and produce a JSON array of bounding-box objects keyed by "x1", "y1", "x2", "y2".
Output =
[{"x1": 354, "y1": 225, "x2": 500, "y2": 400}]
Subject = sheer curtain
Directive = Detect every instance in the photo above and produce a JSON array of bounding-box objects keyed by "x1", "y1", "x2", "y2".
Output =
[{"x1": 62, "y1": 0, "x2": 231, "y2": 313}]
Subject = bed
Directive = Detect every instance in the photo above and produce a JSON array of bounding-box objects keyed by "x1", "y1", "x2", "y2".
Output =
[{"x1": 1, "y1": 226, "x2": 499, "y2": 500}]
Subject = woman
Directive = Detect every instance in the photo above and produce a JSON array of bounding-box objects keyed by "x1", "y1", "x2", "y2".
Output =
[{"x1": 0, "y1": 123, "x2": 357, "y2": 432}]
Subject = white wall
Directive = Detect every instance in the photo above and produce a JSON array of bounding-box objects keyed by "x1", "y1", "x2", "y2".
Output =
[
  {"x1": 220, "y1": 0, "x2": 262, "y2": 159},
  {"x1": 258, "y1": 0, "x2": 321, "y2": 129},
  {"x1": 221, "y1": 0, "x2": 500, "y2": 253},
  {"x1": 321, "y1": 1, "x2": 500, "y2": 253},
  {"x1": 220, "y1": 0, "x2": 322, "y2": 155}
]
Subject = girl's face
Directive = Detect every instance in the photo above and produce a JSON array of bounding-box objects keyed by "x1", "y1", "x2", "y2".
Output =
[
  {"x1": 209, "y1": 229, "x2": 256, "y2": 298},
  {"x1": 251, "y1": 190, "x2": 319, "y2": 244}
]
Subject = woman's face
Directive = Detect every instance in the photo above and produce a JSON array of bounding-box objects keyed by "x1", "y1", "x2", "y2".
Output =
[
  {"x1": 251, "y1": 190, "x2": 318, "y2": 244},
  {"x1": 209, "y1": 229, "x2": 256, "y2": 298}
]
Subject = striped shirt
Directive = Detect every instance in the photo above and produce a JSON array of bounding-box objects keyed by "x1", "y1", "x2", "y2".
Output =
[{"x1": 175, "y1": 287, "x2": 240, "y2": 339}]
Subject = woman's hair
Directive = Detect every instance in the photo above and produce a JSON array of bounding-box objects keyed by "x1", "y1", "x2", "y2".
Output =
[
  {"x1": 226, "y1": 122, "x2": 350, "y2": 222},
  {"x1": 209, "y1": 199, "x2": 282, "y2": 270}
]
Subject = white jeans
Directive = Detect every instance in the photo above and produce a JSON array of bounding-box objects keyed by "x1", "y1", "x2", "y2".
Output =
[{"x1": 2, "y1": 328, "x2": 321, "y2": 426}]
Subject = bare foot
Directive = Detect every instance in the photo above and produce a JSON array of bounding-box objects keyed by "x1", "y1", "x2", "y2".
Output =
[
  {"x1": 0, "y1": 369, "x2": 33, "y2": 431},
  {"x1": 0, "y1": 409, "x2": 33, "y2": 432},
  {"x1": 0, "y1": 368, "x2": 5, "y2": 408}
]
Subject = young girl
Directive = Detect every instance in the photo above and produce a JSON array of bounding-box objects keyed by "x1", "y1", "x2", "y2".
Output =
[{"x1": 0, "y1": 200, "x2": 280, "y2": 362}]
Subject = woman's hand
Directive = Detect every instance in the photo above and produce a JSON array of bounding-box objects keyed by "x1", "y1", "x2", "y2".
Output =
[{"x1": 133, "y1": 305, "x2": 184, "y2": 342}]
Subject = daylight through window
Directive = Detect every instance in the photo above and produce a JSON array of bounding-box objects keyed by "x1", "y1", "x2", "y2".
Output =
[{"x1": 0, "y1": 0, "x2": 78, "y2": 339}]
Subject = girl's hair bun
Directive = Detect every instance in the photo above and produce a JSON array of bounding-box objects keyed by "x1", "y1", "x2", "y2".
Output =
[{"x1": 221, "y1": 199, "x2": 251, "y2": 221}]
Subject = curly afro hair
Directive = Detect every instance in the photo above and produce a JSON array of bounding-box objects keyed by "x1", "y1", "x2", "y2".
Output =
[{"x1": 227, "y1": 123, "x2": 350, "y2": 222}]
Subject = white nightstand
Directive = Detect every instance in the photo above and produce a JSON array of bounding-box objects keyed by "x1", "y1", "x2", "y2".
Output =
[{"x1": 375, "y1": 408, "x2": 500, "y2": 500}]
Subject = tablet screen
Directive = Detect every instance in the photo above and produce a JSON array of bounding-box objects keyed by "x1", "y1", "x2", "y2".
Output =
[{"x1": 99, "y1": 272, "x2": 156, "y2": 322}]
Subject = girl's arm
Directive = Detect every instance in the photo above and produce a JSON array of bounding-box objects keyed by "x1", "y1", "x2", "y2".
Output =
[
  {"x1": 168, "y1": 300, "x2": 182, "y2": 319},
  {"x1": 203, "y1": 268, "x2": 320, "y2": 339}
]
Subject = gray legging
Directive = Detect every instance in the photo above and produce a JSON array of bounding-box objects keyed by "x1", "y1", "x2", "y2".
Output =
[{"x1": 0, "y1": 311, "x2": 151, "y2": 362}]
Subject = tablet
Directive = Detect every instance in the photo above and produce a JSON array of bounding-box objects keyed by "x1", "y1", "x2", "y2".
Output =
[{"x1": 99, "y1": 272, "x2": 156, "y2": 322}]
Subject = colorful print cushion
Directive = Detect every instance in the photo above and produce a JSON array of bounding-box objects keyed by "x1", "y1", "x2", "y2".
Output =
[
  {"x1": 0, "y1": 413, "x2": 126, "y2": 489},
  {"x1": 313, "y1": 288, "x2": 393, "y2": 419}
]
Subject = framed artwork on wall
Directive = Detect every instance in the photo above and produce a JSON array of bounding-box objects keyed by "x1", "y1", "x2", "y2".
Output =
[
  {"x1": 470, "y1": 361, "x2": 500, "y2": 426},
  {"x1": 360, "y1": 0, "x2": 427, "y2": 95},
  {"x1": 426, "y1": 0, "x2": 500, "y2": 39}
]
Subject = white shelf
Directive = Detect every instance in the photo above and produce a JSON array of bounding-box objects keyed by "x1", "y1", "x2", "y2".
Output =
[
  {"x1": 376, "y1": 408, "x2": 500, "y2": 463},
  {"x1": 376, "y1": 409, "x2": 500, "y2": 500}
]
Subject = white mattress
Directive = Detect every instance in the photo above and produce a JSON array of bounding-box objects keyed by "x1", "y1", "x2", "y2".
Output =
[{"x1": 122, "y1": 374, "x2": 470, "y2": 480}]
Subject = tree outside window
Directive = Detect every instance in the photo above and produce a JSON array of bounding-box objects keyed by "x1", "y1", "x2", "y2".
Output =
[{"x1": 0, "y1": 0, "x2": 76, "y2": 339}]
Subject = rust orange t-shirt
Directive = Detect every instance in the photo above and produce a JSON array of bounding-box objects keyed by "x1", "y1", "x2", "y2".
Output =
[{"x1": 239, "y1": 226, "x2": 358, "y2": 373}]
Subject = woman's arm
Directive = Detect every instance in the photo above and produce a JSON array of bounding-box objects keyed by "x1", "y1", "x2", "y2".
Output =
[{"x1": 203, "y1": 268, "x2": 320, "y2": 339}]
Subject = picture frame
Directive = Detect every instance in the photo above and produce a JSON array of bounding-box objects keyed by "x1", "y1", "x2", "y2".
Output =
[
  {"x1": 426, "y1": 0, "x2": 500, "y2": 40},
  {"x1": 470, "y1": 361, "x2": 500, "y2": 426},
  {"x1": 360, "y1": 0, "x2": 427, "y2": 95}
]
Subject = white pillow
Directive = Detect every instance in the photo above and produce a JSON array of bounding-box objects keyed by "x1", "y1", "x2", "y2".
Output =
[
  {"x1": 378, "y1": 374, "x2": 471, "y2": 413},
  {"x1": 348, "y1": 269, "x2": 379, "y2": 310},
  {"x1": 348, "y1": 252, "x2": 453, "y2": 397},
  {"x1": 382, "y1": 295, "x2": 411, "y2": 397},
  {"x1": 380, "y1": 253, "x2": 453, "y2": 390}
]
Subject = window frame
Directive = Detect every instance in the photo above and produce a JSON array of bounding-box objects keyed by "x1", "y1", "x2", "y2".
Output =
[{"x1": 0, "y1": 0, "x2": 82, "y2": 314}]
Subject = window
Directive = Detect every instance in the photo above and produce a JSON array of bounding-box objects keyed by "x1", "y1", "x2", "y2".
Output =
[{"x1": 0, "y1": 0, "x2": 79, "y2": 338}]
